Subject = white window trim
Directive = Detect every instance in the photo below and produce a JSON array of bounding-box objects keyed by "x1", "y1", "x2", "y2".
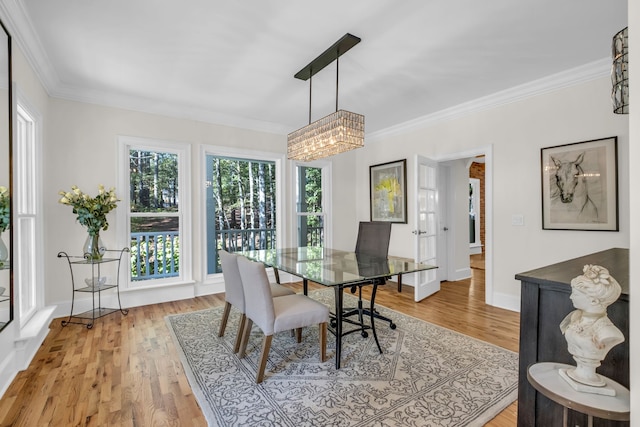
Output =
[
  {"x1": 13, "y1": 84, "x2": 44, "y2": 328},
  {"x1": 200, "y1": 144, "x2": 285, "y2": 283},
  {"x1": 291, "y1": 160, "x2": 332, "y2": 249},
  {"x1": 117, "y1": 135, "x2": 192, "y2": 289}
]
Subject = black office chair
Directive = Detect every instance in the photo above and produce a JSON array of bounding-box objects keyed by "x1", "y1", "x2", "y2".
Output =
[{"x1": 337, "y1": 222, "x2": 396, "y2": 352}]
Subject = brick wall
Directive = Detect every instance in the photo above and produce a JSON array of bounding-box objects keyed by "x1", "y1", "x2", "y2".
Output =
[{"x1": 469, "y1": 162, "x2": 485, "y2": 253}]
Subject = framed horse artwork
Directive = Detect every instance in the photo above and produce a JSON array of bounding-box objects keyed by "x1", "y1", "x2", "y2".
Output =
[{"x1": 541, "y1": 136, "x2": 618, "y2": 231}]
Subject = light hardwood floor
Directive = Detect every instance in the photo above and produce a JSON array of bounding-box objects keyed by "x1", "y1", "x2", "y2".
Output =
[{"x1": 0, "y1": 260, "x2": 519, "y2": 426}]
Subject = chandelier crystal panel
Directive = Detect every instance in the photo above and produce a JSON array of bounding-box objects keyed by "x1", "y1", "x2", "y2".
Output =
[
  {"x1": 288, "y1": 33, "x2": 364, "y2": 161},
  {"x1": 287, "y1": 110, "x2": 364, "y2": 162}
]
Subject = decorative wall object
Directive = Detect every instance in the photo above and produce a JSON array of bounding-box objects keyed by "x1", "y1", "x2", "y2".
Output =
[
  {"x1": 541, "y1": 137, "x2": 618, "y2": 231},
  {"x1": 559, "y1": 264, "x2": 624, "y2": 395},
  {"x1": 611, "y1": 27, "x2": 628, "y2": 114},
  {"x1": 370, "y1": 159, "x2": 407, "y2": 223}
]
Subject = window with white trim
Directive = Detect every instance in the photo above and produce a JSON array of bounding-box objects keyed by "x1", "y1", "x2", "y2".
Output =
[
  {"x1": 14, "y1": 95, "x2": 43, "y2": 326},
  {"x1": 296, "y1": 165, "x2": 324, "y2": 247},
  {"x1": 118, "y1": 137, "x2": 191, "y2": 287},
  {"x1": 201, "y1": 145, "x2": 283, "y2": 279}
]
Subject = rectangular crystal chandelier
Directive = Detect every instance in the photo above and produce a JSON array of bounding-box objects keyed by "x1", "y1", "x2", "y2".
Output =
[
  {"x1": 288, "y1": 34, "x2": 364, "y2": 162},
  {"x1": 287, "y1": 110, "x2": 364, "y2": 162}
]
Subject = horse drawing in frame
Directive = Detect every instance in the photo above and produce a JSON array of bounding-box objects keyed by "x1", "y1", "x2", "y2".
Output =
[{"x1": 550, "y1": 152, "x2": 599, "y2": 223}]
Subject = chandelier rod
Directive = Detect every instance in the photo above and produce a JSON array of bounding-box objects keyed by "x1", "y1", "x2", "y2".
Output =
[
  {"x1": 308, "y1": 72, "x2": 312, "y2": 125},
  {"x1": 336, "y1": 56, "x2": 339, "y2": 112}
]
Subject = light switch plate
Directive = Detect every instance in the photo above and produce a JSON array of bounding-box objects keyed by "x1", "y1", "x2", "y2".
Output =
[{"x1": 512, "y1": 214, "x2": 524, "y2": 226}]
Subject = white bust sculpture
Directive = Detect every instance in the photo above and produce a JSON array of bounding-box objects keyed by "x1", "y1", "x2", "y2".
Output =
[{"x1": 559, "y1": 264, "x2": 624, "y2": 393}]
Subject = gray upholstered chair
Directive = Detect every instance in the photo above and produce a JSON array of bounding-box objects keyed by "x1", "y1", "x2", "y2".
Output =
[
  {"x1": 218, "y1": 250, "x2": 295, "y2": 353},
  {"x1": 352, "y1": 221, "x2": 395, "y2": 329},
  {"x1": 236, "y1": 255, "x2": 329, "y2": 383},
  {"x1": 340, "y1": 221, "x2": 394, "y2": 353}
]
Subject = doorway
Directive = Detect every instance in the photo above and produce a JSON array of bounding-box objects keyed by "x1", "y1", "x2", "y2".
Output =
[{"x1": 435, "y1": 146, "x2": 492, "y2": 305}]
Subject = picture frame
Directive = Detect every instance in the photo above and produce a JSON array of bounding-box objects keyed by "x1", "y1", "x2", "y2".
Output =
[
  {"x1": 370, "y1": 159, "x2": 407, "y2": 223},
  {"x1": 541, "y1": 136, "x2": 618, "y2": 231}
]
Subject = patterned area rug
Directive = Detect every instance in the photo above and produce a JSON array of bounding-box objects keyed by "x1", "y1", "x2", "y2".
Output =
[{"x1": 166, "y1": 289, "x2": 518, "y2": 427}]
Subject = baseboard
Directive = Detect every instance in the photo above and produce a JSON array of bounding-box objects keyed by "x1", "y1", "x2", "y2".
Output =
[
  {"x1": 491, "y1": 291, "x2": 520, "y2": 313},
  {"x1": 452, "y1": 267, "x2": 471, "y2": 281},
  {"x1": 15, "y1": 306, "x2": 56, "y2": 370},
  {"x1": 53, "y1": 283, "x2": 199, "y2": 319},
  {"x1": 0, "y1": 306, "x2": 56, "y2": 399},
  {"x1": 0, "y1": 325, "x2": 17, "y2": 398},
  {"x1": 196, "y1": 276, "x2": 225, "y2": 296}
]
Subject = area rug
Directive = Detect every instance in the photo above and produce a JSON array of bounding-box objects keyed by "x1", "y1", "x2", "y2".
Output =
[{"x1": 165, "y1": 289, "x2": 518, "y2": 427}]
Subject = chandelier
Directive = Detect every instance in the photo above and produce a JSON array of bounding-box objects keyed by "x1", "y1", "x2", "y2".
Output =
[
  {"x1": 611, "y1": 27, "x2": 628, "y2": 114},
  {"x1": 287, "y1": 34, "x2": 365, "y2": 162}
]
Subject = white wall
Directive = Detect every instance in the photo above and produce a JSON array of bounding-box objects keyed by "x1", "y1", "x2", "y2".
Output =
[
  {"x1": 44, "y1": 99, "x2": 286, "y2": 308},
  {"x1": 0, "y1": 42, "x2": 53, "y2": 397},
  {"x1": 349, "y1": 76, "x2": 629, "y2": 310},
  {"x1": 326, "y1": 148, "x2": 360, "y2": 250},
  {"x1": 627, "y1": 0, "x2": 638, "y2": 423}
]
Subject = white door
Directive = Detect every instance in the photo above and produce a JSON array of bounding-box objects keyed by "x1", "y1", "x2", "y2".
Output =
[{"x1": 413, "y1": 155, "x2": 441, "y2": 302}]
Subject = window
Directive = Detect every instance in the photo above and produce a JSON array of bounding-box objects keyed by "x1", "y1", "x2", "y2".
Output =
[
  {"x1": 118, "y1": 137, "x2": 191, "y2": 287},
  {"x1": 14, "y1": 93, "x2": 43, "y2": 326},
  {"x1": 205, "y1": 154, "x2": 277, "y2": 274},
  {"x1": 296, "y1": 165, "x2": 324, "y2": 247}
]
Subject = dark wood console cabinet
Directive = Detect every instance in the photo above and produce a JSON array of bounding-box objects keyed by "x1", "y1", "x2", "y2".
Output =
[{"x1": 515, "y1": 248, "x2": 629, "y2": 427}]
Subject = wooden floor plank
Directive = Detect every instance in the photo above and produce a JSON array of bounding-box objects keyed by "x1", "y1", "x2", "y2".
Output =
[{"x1": 0, "y1": 257, "x2": 519, "y2": 426}]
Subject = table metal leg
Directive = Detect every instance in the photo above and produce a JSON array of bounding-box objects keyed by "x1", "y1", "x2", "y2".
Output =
[
  {"x1": 397, "y1": 273, "x2": 403, "y2": 292},
  {"x1": 303, "y1": 278, "x2": 308, "y2": 295},
  {"x1": 334, "y1": 286, "x2": 343, "y2": 369},
  {"x1": 369, "y1": 284, "x2": 382, "y2": 353}
]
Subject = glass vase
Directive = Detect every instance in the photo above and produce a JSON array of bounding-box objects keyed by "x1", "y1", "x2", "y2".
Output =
[
  {"x1": 83, "y1": 233, "x2": 106, "y2": 261},
  {"x1": 0, "y1": 232, "x2": 8, "y2": 264}
]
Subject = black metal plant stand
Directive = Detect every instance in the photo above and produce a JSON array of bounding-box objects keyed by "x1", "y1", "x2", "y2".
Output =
[{"x1": 58, "y1": 248, "x2": 129, "y2": 329}]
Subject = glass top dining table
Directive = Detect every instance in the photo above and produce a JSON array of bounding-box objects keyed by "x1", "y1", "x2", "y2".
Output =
[{"x1": 242, "y1": 247, "x2": 437, "y2": 368}]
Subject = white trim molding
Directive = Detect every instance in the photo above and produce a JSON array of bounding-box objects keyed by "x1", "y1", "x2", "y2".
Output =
[{"x1": 368, "y1": 59, "x2": 611, "y2": 142}]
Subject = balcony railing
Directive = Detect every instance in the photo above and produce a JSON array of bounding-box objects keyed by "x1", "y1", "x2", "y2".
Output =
[
  {"x1": 130, "y1": 231, "x2": 180, "y2": 281},
  {"x1": 218, "y1": 228, "x2": 277, "y2": 252},
  {"x1": 130, "y1": 226, "x2": 323, "y2": 278}
]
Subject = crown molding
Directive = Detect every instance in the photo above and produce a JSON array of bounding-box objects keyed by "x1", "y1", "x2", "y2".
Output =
[
  {"x1": 0, "y1": 0, "x2": 60, "y2": 96},
  {"x1": 50, "y1": 83, "x2": 291, "y2": 135},
  {"x1": 0, "y1": 0, "x2": 288, "y2": 135},
  {"x1": 367, "y1": 58, "x2": 611, "y2": 142},
  {"x1": 0, "y1": 1, "x2": 612, "y2": 138}
]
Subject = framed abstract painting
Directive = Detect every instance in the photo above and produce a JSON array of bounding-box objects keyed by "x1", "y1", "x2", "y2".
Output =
[{"x1": 370, "y1": 159, "x2": 407, "y2": 223}]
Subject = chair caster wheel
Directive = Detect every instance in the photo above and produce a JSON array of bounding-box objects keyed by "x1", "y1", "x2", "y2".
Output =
[
  {"x1": 361, "y1": 331, "x2": 368, "y2": 338},
  {"x1": 330, "y1": 320, "x2": 337, "y2": 328},
  {"x1": 390, "y1": 323, "x2": 396, "y2": 330}
]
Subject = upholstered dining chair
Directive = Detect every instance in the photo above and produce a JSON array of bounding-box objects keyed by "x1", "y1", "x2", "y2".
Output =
[
  {"x1": 218, "y1": 250, "x2": 295, "y2": 354},
  {"x1": 236, "y1": 255, "x2": 329, "y2": 383}
]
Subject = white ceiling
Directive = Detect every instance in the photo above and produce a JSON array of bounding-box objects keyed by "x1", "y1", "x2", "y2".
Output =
[{"x1": 1, "y1": 0, "x2": 628, "y2": 135}]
